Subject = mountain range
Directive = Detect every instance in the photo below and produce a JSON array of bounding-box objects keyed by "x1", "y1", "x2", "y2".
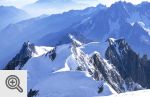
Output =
[
  {"x1": 23, "y1": 0, "x2": 102, "y2": 16},
  {"x1": 3, "y1": 36, "x2": 150, "y2": 97},
  {"x1": 0, "y1": 6, "x2": 29, "y2": 30},
  {"x1": 0, "y1": 4, "x2": 105, "y2": 66},
  {"x1": 0, "y1": 1, "x2": 150, "y2": 97},
  {"x1": 44, "y1": 1, "x2": 150, "y2": 56}
]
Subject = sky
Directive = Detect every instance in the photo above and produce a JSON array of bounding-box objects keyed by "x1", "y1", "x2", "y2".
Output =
[
  {"x1": 0, "y1": 0, "x2": 149, "y2": 8},
  {"x1": 0, "y1": 0, "x2": 37, "y2": 8}
]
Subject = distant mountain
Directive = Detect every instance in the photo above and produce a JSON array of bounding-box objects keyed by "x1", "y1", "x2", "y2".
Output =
[
  {"x1": 40, "y1": 1, "x2": 150, "y2": 56},
  {"x1": 0, "y1": 6, "x2": 104, "y2": 66},
  {"x1": 0, "y1": 6, "x2": 29, "y2": 30},
  {"x1": 23, "y1": 0, "x2": 104, "y2": 16},
  {"x1": 1, "y1": 1, "x2": 150, "y2": 97},
  {"x1": 2, "y1": 2, "x2": 150, "y2": 66}
]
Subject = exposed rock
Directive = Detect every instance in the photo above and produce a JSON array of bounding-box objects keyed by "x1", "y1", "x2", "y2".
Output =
[
  {"x1": 28, "y1": 89, "x2": 39, "y2": 97},
  {"x1": 91, "y1": 52, "x2": 125, "y2": 93},
  {"x1": 4, "y1": 41, "x2": 35, "y2": 70},
  {"x1": 141, "y1": 54, "x2": 150, "y2": 88},
  {"x1": 45, "y1": 47, "x2": 57, "y2": 61},
  {"x1": 105, "y1": 38, "x2": 148, "y2": 88},
  {"x1": 71, "y1": 37, "x2": 143, "y2": 93}
]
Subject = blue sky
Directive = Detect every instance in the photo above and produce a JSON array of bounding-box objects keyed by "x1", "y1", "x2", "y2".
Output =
[{"x1": 0, "y1": 0, "x2": 149, "y2": 8}]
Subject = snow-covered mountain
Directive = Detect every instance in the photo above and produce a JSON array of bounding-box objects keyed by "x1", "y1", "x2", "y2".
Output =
[
  {"x1": 40, "y1": 1, "x2": 150, "y2": 56},
  {"x1": 0, "y1": 5, "x2": 104, "y2": 66},
  {"x1": 0, "y1": 6, "x2": 29, "y2": 30},
  {"x1": 1, "y1": 1, "x2": 150, "y2": 97},
  {"x1": 3, "y1": 36, "x2": 150, "y2": 97},
  {"x1": 99, "y1": 89, "x2": 150, "y2": 97},
  {"x1": 3, "y1": 38, "x2": 116, "y2": 97},
  {"x1": 105, "y1": 38, "x2": 148, "y2": 87}
]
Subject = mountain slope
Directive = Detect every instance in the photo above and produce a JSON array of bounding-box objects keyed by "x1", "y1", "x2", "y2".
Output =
[
  {"x1": 40, "y1": 1, "x2": 150, "y2": 56},
  {"x1": 0, "y1": 6, "x2": 29, "y2": 30},
  {"x1": 4, "y1": 39, "x2": 117, "y2": 97},
  {"x1": 32, "y1": 71, "x2": 116, "y2": 97},
  {"x1": 105, "y1": 38, "x2": 147, "y2": 87},
  {"x1": 0, "y1": 5, "x2": 105, "y2": 66},
  {"x1": 3, "y1": 36, "x2": 150, "y2": 96},
  {"x1": 99, "y1": 89, "x2": 150, "y2": 97},
  {"x1": 1, "y1": 1, "x2": 150, "y2": 97},
  {"x1": 2, "y1": 2, "x2": 150, "y2": 66}
]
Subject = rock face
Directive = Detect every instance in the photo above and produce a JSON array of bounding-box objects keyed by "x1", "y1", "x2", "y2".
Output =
[
  {"x1": 91, "y1": 53, "x2": 125, "y2": 93},
  {"x1": 91, "y1": 52, "x2": 143, "y2": 93},
  {"x1": 45, "y1": 47, "x2": 57, "y2": 61},
  {"x1": 4, "y1": 42, "x2": 36, "y2": 70},
  {"x1": 141, "y1": 55, "x2": 150, "y2": 88},
  {"x1": 71, "y1": 37, "x2": 143, "y2": 93},
  {"x1": 4, "y1": 36, "x2": 149, "y2": 94},
  {"x1": 105, "y1": 38, "x2": 148, "y2": 88},
  {"x1": 4, "y1": 41, "x2": 57, "y2": 70},
  {"x1": 27, "y1": 89, "x2": 39, "y2": 97}
]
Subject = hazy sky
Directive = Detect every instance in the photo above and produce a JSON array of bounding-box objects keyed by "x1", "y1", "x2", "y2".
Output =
[
  {"x1": 0, "y1": 0, "x2": 37, "y2": 8},
  {"x1": 0, "y1": 0, "x2": 149, "y2": 8}
]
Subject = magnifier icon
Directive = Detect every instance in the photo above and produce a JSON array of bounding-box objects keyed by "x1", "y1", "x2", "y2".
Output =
[{"x1": 5, "y1": 75, "x2": 23, "y2": 93}]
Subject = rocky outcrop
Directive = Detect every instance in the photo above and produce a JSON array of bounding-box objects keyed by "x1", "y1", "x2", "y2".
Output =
[
  {"x1": 71, "y1": 37, "x2": 143, "y2": 93},
  {"x1": 105, "y1": 38, "x2": 148, "y2": 88},
  {"x1": 45, "y1": 47, "x2": 57, "y2": 61},
  {"x1": 91, "y1": 52, "x2": 125, "y2": 93},
  {"x1": 4, "y1": 41, "x2": 36, "y2": 70},
  {"x1": 28, "y1": 89, "x2": 39, "y2": 97},
  {"x1": 140, "y1": 55, "x2": 150, "y2": 88},
  {"x1": 91, "y1": 52, "x2": 143, "y2": 93}
]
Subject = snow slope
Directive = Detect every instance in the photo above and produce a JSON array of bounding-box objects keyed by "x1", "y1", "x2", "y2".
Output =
[
  {"x1": 23, "y1": 44, "x2": 71, "y2": 89},
  {"x1": 38, "y1": 1, "x2": 150, "y2": 57},
  {"x1": 23, "y1": 41, "x2": 107, "y2": 89},
  {"x1": 19, "y1": 40, "x2": 117, "y2": 97},
  {"x1": 5, "y1": 36, "x2": 150, "y2": 97},
  {"x1": 0, "y1": 6, "x2": 96, "y2": 66},
  {"x1": 32, "y1": 46, "x2": 54, "y2": 57},
  {"x1": 98, "y1": 89, "x2": 150, "y2": 97},
  {"x1": 33, "y1": 71, "x2": 116, "y2": 97}
]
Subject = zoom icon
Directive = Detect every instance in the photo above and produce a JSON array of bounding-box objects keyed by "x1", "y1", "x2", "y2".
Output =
[{"x1": 5, "y1": 75, "x2": 23, "y2": 93}]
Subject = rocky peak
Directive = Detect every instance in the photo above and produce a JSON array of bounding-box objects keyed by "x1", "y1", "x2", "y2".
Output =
[
  {"x1": 105, "y1": 38, "x2": 148, "y2": 88},
  {"x1": 108, "y1": 1, "x2": 130, "y2": 21},
  {"x1": 91, "y1": 52, "x2": 125, "y2": 93},
  {"x1": 20, "y1": 41, "x2": 36, "y2": 58},
  {"x1": 107, "y1": 38, "x2": 128, "y2": 49},
  {"x1": 4, "y1": 41, "x2": 36, "y2": 70},
  {"x1": 45, "y1": 47, "x2": 57, "y2": 61},
  {"x1": 70, "y1": 37, "x2": 150, "y2": 93}
]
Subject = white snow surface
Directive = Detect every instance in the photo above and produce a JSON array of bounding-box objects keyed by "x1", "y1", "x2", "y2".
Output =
[
  {"x1": 97, "y1": 89, "x2": 150, "y2": 97},
  {"x1": 32, "y1": 46, "x2": 54, "y2": 57},
  {"x1": 137, "y1": 21, "x2": 150, "y2": 36},
  {"x1": 23, "y1": 44, "x2": 71, "y2": 89},
  {"x1": 33, "y1": 71, "x2": 116, "y2": 97},
  {"x1": 21, "y1": 42, "x2": 116, "y2": 97}
]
